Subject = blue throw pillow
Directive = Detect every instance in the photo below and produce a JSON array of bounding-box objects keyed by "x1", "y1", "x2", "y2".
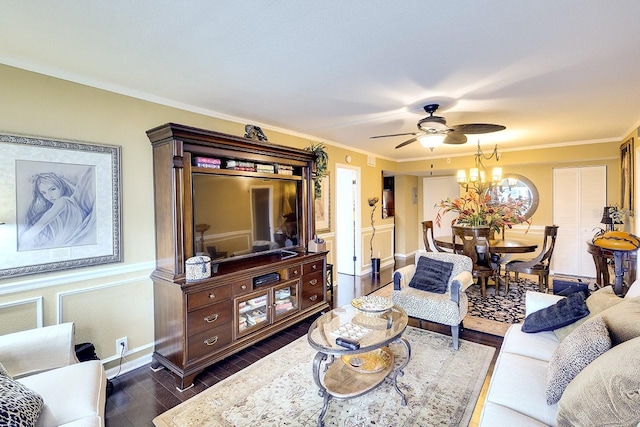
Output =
[
  {"x1": 522, "y1": 292, "x2": 590, "y2": 333},
  {"x1": 408, "y1": 256, "x2": 454, "y2": 294}
]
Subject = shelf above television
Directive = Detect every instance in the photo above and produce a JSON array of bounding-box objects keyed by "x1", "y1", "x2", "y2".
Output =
[{"x1": 191, "y1": 165, "x2": 303, "y2": 180}]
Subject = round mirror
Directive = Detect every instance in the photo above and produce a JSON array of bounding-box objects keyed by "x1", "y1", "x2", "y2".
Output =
[{"x1": 493, "y1": 173, "x2": 539, "y2": 220}]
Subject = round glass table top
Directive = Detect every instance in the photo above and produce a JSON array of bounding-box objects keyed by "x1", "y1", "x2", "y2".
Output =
[{"x1": 307, "y1": 304, "x2": 408, "y2": 354}]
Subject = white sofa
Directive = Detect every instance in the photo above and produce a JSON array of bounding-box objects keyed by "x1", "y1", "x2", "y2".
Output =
[
  {"x1": 479, "y1": 281, "x2": 640, "y2": 426},
  {"x1": 0, "y1": 323, "x2": 107, "y2": 427}
]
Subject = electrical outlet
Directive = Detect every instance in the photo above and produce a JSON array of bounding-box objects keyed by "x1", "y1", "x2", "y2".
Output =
[{"x1": 116, "y1": 337, "x2": 128, "y2": 355}]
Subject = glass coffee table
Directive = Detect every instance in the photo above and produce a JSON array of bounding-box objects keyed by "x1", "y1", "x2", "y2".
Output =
[{"x1": 307, "y1": 298, "x2": 411, "y2": 427}]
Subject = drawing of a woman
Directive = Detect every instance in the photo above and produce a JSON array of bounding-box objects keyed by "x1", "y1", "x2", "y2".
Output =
[{"x1": 19, "y1": 169, "x2": 96, "y2": 250}]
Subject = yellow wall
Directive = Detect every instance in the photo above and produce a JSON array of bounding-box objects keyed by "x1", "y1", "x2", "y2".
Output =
[
  {"x1": 0, "y1": 62, "x2": 634, "y2": 373},
  {"x1": 395, "y1": 141, "x2": 622, "y2": 248},
  {"x1": 0, "y1": 64, "x2": 396, "y2": 371}
]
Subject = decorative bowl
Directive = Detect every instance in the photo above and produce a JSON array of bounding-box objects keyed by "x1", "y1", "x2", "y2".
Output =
[{"x1": 351, "y1": 295, "x2": 393, "y2": 316}]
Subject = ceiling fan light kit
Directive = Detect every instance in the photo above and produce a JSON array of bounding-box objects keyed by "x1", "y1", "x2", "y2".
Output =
[
  {"x1": 417, "y1": 134, "x2": 445, "y2": 151},
  {"x1": 370, "y1": 103, "x2": 505, "y2": 151}
]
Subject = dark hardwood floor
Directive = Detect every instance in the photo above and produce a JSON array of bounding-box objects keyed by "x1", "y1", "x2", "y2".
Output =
[{"x1": 105, "y1": 258, "x2": 503, "y2": 426}]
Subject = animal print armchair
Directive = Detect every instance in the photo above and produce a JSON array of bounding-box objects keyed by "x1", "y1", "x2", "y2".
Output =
[{"x1": 392, "y1": 250, "x2": 473, "y2": 350}]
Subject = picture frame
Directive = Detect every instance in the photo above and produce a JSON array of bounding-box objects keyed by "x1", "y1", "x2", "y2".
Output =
[
  {"x1": 0, "y1": 133, "x2": 122, "y2": 278},
  {"x1": 620, "y1": 137, "x2": 634, "y2": 211},
  {"x1": 314, "y1": 175, "x2": 330, "y2": 233}
]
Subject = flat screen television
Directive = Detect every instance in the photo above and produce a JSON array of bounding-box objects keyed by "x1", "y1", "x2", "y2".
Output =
[{"x1": 192, "y1": 173, "x2": 301, "y2": 264}]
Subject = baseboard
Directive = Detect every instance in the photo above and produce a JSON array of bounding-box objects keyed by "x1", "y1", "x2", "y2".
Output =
[{"x1": 106, "y1": 353, "x2": 153, "y2": 379}]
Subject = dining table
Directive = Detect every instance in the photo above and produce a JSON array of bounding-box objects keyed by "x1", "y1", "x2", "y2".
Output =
[
  {"x1": 434, "y1": 234, "x2": 539, "y2": 292},
  {"x1": 434, "y1": 235, "x2": 539, "y2": 254}
]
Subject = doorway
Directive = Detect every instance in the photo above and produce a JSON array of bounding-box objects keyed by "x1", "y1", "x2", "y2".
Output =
[
  {"x1": 250, "y1": 186, "x2": 273, "y2": 242},
  {"x1": 422, "y1": 176, "x2": 460, "y2": 246},
  {"x1": 336, "y1": 164, "x2": 361, "y2": 275}
]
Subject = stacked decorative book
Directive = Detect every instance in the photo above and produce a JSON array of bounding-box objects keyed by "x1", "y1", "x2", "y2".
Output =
[
  {"x1": 194, "y1": 157, "x2": 221, "y2": 169},
  {"x1": 225, "y1": 160, "x2": 256, "y2": 171},
  {"x1": 256, "y1": 163, "x2": 275, "y2": 174},
  {"x1": 276, "y1": 164, "x2": 294, "y2": 175}
]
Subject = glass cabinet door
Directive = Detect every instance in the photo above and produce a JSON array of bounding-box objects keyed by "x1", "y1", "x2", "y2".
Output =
[
  {"x1": 273, "y1": 281, "x2": 299, "y2": 321},
  {"x1": 237, "y1": 290, "x2": 269, "y2": 337}
]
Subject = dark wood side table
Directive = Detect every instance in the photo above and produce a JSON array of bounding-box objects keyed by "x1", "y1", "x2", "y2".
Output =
[{"x1": 587, "y1": 241, "x2": 637, "y2": 295}]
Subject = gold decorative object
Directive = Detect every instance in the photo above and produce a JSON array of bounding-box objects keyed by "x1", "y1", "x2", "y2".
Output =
[{"x1": 341, "y1": 347, "x2": 393, "y2": 373}]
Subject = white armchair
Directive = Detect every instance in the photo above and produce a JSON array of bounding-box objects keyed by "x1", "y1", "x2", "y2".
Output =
[
  {"x1": 392, "y1": 250, "x2": 473, "y2": 350},
  {"x1": 0, "y1": 323, "x2": 107, "y2": 427}
]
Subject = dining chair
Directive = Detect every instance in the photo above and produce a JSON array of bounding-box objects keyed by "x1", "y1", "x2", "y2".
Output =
[
  {"x1": 422, "y1": 220, "x2": 449, "y2": 252},
  {"x1": 452, "y1": 226, "x2": 500, "y2": 297},
  {"x1": 505, "y1": 225, "x2": 559, "y2": 293}
]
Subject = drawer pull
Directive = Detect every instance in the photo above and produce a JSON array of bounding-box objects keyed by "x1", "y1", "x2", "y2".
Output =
[
  {"x1": 312, "y1": 265, "x2": 317, "y2": 270},
  {"x1": 204, "y1": 313, "x2": 219, "y2": 323},
  {"x1": 309, "y1": 294, "x2": 318, "y2": 302},
  {"x1": 208, "y1": 293, "x2": 215, "y2": 299},
  {"x1": 204, "y1": 336, "x2": 219, "y2": 346},
  {"x1": 309, "y1": 279, "x2": 318, "y2": 285},
  {"x1": 293, "y1": 269, "x2": 298, "y2": 275},
  {"x1": 241, "y1": 284, "x2": 247, "y2": 290}
]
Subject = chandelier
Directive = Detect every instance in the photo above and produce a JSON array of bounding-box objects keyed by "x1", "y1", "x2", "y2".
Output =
[{"x1": 457, "y1": 141, "x2": 502, "y2": 192}]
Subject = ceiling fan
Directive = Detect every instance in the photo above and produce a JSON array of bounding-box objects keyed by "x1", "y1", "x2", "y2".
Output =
[{"x1": 370, "y1": 104, "x2": 506, "y2": 149}]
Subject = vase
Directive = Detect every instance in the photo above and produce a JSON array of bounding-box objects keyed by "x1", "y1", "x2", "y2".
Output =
[{"x1": 371, "y1": 258, "x2": 381, "y2": 276}]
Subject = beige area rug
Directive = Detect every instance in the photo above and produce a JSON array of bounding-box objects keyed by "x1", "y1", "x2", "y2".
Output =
[
  {"x1": 371, "y1": 284, "x2": 512, "y2": 337},
  {"x1": 153, "y1": 326, "x2": 495, "y2": 427}
]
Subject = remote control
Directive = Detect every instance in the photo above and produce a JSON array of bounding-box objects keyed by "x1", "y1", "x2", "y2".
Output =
[{"x1": 335, "y1": 337, "x2": 360, "y2": 350}]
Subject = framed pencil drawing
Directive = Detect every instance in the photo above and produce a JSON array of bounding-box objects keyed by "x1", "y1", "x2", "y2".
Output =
[
  {"x1": 314, "y1": 175, "x2": 330, "y2": 233},
  {"x1": 0, "y1": 133, "x2": 122, "y2": 278},
  {"x1": 620, "y1": 137, "x2": 634, "y2": 211}
]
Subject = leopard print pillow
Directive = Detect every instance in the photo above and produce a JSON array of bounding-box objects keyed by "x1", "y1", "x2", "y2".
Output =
[
  {"x1": 546, "y1": 315, "x2": 611, "y2": 404},
  {"x1": 0, "y1": 375, "x2": 44, "y2": 427}
]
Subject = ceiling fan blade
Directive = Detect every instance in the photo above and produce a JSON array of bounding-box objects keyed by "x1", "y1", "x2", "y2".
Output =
[
  {"x1": 450, "y1": 123, "x2": 506, "y2": 134},
  {"x1": 395, "y1": 137, "x2": 418, "y2": 149},
  {"x1": 370, "y1": 132, "x2": 421, "y2": 139},
  {"x1": 443, "y1": 132, "x2": 467, "y2": 145}
]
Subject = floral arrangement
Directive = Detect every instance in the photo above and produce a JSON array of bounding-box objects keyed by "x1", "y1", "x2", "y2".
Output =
[
  {"x1": 607, "y1": 206, "x2": 633, "y2": 225},
  {"x1": 435, "y1": 189, "x2": 530, "y2": 233}
]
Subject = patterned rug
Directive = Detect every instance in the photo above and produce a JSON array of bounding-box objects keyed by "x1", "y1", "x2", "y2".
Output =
[
  {"x1": 153, "y1": 327, "x2": 495, "y2": 427},
  {"x1": 370, "y1": 278, "x2": 542, "y2": 337},
  {"x1": 466, "y1": 278, "x2": 540, "y2": 323}
]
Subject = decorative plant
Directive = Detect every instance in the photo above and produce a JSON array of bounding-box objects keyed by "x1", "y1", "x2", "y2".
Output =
[
  {"x1": 304, "y1": 142, "x2": 329, "y2": 198},
  {"x1": 435, "y1": 189, "x2": 530, "y2": 233},
  {"x1": 368, "y1": 197, "x2": 379, "y2": 259}
]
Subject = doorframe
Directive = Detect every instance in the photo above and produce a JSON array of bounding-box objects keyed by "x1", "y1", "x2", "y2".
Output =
[
  {"x1": 250, "y1": 185, "x2": 274, "y2": 242},
  {"x1": 335, "y1": 163, "x2": 361, "y2": 276}
]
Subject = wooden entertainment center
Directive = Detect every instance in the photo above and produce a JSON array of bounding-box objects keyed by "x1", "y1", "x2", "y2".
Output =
[{"x1": 147, "y1": 123, "x2": 329, "y2": 390}]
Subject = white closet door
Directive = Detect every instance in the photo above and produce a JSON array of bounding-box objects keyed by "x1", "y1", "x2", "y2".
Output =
[{"x1": 553, "y1": 166, "x2": 607, "y2": 277}]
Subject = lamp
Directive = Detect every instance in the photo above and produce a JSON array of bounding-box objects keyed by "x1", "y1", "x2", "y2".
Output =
[
  {"x1": 457, "y1": 141, "x2": 502, "y2": 192},
  {"x1": 601, "y1": 206, "x2": 623, "y2": 231},
  {"x1": 418, "y1": 134, "x2": 446, "y2": 151}
]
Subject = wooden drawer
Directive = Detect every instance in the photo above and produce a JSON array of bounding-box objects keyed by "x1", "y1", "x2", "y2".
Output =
[
  {"x1": 187, "y1": 324, "x2": 233, "y2": 362},
  {"x1": 187, "y1": 284, "x2": 233, "y2": 311},
  {"x1": 303, "y1": 259, "x2": 324, "y2": 275},
  {"x1": 302, "y1": 271, "x2": 324, "y2": 290},
  {"x1": 233, "y1": 278, "x2": 252, "y2": 296},
  {"x1": 301, "y1": 286, "x2": 324, "y2": 310},
  {"x1": 187, "y1": 300, "x2": 233, "y2": 337},
  {"x1": 287, "y1": 265, "x2": 302, "y2": 279}
]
